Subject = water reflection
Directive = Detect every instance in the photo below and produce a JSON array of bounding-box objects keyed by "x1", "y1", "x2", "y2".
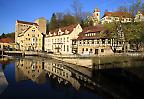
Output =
[
  {"x1": 15, "y1": 58, "x2": 46, "y2": 84},
  {"x1": 45, "y1": 61, "x2": 80, "y2": 90},
  {"x1": 1, "y1": 57, "x2": 144, "y2": 99},
  {"x1": 0, "y1": 62, "x2": 8, "y2": 95}
]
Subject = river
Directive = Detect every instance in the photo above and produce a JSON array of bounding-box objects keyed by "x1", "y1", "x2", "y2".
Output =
[{"x1": 0, "y1": 56, "x2": 144, "y2": 99}]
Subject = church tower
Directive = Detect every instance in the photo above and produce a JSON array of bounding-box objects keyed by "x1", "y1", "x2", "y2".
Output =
[{"x1": 93, "y1": 8, "x2": 100, "y2": 24}]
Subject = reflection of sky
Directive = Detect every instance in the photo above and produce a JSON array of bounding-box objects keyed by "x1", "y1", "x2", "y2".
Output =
[
  {"x1": 4, "y1": 63, "x2": 16, "y2": 84},
  {"x1": 0, "y1": 64, "x2": 2, "y2": 70}
]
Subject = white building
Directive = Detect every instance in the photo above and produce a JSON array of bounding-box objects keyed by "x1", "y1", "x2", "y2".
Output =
[
  {"x1": 45, "y1": 24, "x2": 82, "y2": 54},
  {"x1": 72, "y1": 25, "x2": 114, "y2": 56},
  {"x1": 88, "y1": 8, "x2": 101, "y2": 26},
  {"x1": 135, "y1": 11, "x2": 144, "y2": 22},
  {"x1": 101, "y1": 12, "x2": 133, "y2": 24}
]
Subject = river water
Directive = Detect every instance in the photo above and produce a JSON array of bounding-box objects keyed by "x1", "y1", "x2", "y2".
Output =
[{"x1": 0, "y1": 56, "x2": 144, "y2": 99}]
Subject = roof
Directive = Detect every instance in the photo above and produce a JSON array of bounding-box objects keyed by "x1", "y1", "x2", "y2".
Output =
[
  {"x1": 94, "y1": 8, "x2": 100, "y2": 12},
  {"x1": 141, "y1": 12, "x2": 144, "y2": 16},
  {"x1": 102, "y1": 12, "x2": 133, "y2": 18},
  {"x1": 77, "y1": 25, "x2": 108, "y2": 40},
  {"x1": 0, "y1": 37, "x2": 14, "y2": 43},
  {"x1": 18, "y1": 27, "x2": 31, "y2": 37},
  {"x1": 48, "y1": 24, "x2": 79, "y2": 36},
  {"x1": 17, "y1": 20, "x2": 39, "y2": 26}
]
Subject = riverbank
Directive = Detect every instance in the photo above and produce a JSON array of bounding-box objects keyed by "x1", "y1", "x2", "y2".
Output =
[{"x1": 3, "y1": 51, "x2": 144, "y2": 69}]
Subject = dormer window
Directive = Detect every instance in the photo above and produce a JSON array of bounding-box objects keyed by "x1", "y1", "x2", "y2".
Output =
[
  {"x1": 65, "y1": 30, "x2": 69, "y2": 34},
  {"x1": 32, "y1": 30, "x2": 35, "y2": 32},
  {"x1": 54, "y1": 32, "x2": 57, "y2": 36},
  {"x1": 49, "y1": 32, "x2": 52, "y2": 36}
]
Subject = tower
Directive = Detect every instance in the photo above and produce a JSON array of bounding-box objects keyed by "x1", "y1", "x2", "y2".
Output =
[
  {"x1": 34, "y1": 17, "x2": 47, "y2": 35},
  {"x1": 93, "y1": 8, "x2": 100, "y2": 23}
]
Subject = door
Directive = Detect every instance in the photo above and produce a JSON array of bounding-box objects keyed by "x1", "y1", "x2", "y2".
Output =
[{"x1": 95, "y1": 49, "x2": 98, "y2": 55}]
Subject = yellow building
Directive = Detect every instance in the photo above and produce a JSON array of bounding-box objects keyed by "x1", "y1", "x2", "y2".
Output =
[
  {"x1": 15, "y1": 58, "x2": 46, "y2": 84},
  {"x1": 0, "y1": 37, "x2": 16, "y2": 50},
  {"x1": 15, "y1": 17, "x2": 46, "y2": 51},
  {"x1": 101, "y1": 12, "x2": 133, "y2": 24},
  {"x1": 18, "y1": 25, "x2": 43, "y2": 51},
  {"x1": 45, "y1": 24, "x2": 82, "y2": 54}
]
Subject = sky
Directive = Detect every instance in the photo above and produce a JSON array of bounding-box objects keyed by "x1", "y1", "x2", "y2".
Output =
[{"x1": 0, "y1": 0, "x2": 136, "y2": 34}]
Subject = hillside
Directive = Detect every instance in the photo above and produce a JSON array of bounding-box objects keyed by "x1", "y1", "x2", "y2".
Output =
[{"x1": 0, "y1": 32, "x2": 15, "y2": 40}]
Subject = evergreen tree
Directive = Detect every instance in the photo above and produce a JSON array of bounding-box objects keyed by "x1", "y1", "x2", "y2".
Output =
[
  {"x1": 49, "y1": 13, "x2": 58, "y2": 30},
  {"x1": 46, "y1": 20, "x2": 49, "y2": 33}
]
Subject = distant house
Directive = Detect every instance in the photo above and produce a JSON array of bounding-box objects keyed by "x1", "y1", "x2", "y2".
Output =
[
  {"x1": 101, "y1": 12, "x2": 133, "y2": 24},
  {"x1": 0, "y1": 37, "x2": 15, "y2": 50},
  {"x1": 45, "y1": 24, "x2": 82, "y2": 54},
  {"x1": 72, "y1": 25, "x2": 114, "y2": 55},
  {"x1": 135, "y1": 11, "x2": 144, "y2": 22}
]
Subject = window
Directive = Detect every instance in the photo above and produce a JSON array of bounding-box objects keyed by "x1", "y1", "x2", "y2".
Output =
[
  {"x1": 38, "y1": 34, "x2": 39, "y2": 37},
  {"x1": 32, "y1": 30, "x2": 35, "y2": 32},
  {"x1": 67, "y1": 45, "x2": 69, "y2": 52},
  {"x1": 79, "y1": 41, "x2": 81, "y2": 44},
  {"x1": 101, "y1": 49, "x2": 104, "y2": 52},
  {"x1": 86, "y1": 48, "x2": 88, "y2": 51},
  {"x1": 82, "y1": 48, "x2": 84, "y2": 52},
  {"x1": 87, "y1": 40, "x2": 89, "y2": 44},
  {"x1": 64, "y1": 38, "x2": 65, "y2": 42},
  {"x1": 64, "y1": 45, "x2": 65, "y2": 51},
  {"x1": 97, "y1": 39, "x2": 99, "y2": 44},
  {"x1": 67, "y1": 37, "x2": 69, "y2": 42},
  {"x1": 28, "y1": 34, "x2": 29, "y2": 36},
  {"x1": 92, "y1": 40, "x2": 94, "y2": 44},
  {"x1": 90, "y1": 49, "x2": 92, "y2": 52},
  {"x1": 108, "y1": 39, "x2": 111, "y2": 44},
  {"x1": 83, "y1": 40, "x2": 85, "y2": 44},
  {"x1": 102, "y1": 39, "x2": 105, "y2": 44}
]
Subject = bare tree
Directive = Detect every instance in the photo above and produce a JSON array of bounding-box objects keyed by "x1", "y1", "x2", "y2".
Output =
[
  {"x1": 56, "y1": 12, "x2": 64, "y2": 22},
  {"x1": 117, "y1": 6, "x2": 129, "y2": 12},
  {"x1": 71, "y1": 0, "x2": 82, "y2": 22}
]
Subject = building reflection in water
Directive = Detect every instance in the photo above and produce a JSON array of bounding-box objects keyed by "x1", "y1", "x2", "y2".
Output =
[
  {"x1": 6, "y1": 57, "x2": 144, "y2": 99},
  {"x1": 15, "y1": 58, "x2": 46, "y2": 84},
  {"x1": 44, "y1": 60, "x2": 80, "y2": 90},
  {"x1": 15, "y1": 58, "x2": 81, "y2": 90}
]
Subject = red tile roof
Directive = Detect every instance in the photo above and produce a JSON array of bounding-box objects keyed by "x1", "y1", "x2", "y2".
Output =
[
  {"x1": 49, "y1": 24, "x2": 78, "y2": 36},
  {"x1": 17, "y1": 20, "x2": 38, "y2": 26},
  {"x1": 141, "y1": 12, "x2": 144, "y2": 16},
  {"x1": 0, "y1": 37, "x2": 14, "y2": 43},
  {"x1": 77, "y1": 25, "x2": 108, "y2": 40},
  {"x1": 102, "y1": 12, "x2": 133, "y2": 18},
  {"x1": 94, "y1": 8, "x2": 100, "y2": 12}
]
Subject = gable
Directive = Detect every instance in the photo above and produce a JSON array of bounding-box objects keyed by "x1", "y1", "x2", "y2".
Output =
[{"x1": 24, "y1": 26, "x2": 43, "y2": 37}]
